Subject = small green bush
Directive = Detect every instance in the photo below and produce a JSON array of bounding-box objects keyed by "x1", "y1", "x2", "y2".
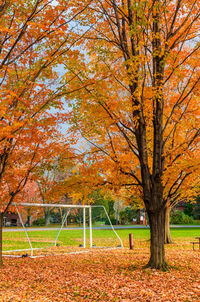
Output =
[
  {"x1": 32, "y1": 217, "x2": 46, "y2": 226},
  {"x1": 170, "y1": 210, "x2": 194, "y2": 224},
  {"x1": 105, "y1": 216, "x2": 118, "y2": 225}
]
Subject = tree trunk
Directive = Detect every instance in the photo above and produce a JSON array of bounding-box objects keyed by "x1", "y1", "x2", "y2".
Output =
[
  {"x1": 165, "y1": 205, "x2": 172, "y2": 244},
  {"x1": 45, "y1": 210, "x2": 50, "y2": 226},
  {"x1": 0, "y1": 214, "x2": 3, "y2": 266},
  {"x1": 147, "y1": 207, "x2": 167, "y2": 269},
  {"x1": 26, "y1": 215, "x2": 31, "y2": 227}
]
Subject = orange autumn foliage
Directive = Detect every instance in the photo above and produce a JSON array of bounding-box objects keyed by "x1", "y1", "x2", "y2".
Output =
[
  {"x1": 0, "y1": 0, "x2": 87, "y2": 213},
  {"x1": 0, "y1": 0, "x2": 90, "y2": 264},
  {"x1": 62, "y1": 0, "x2": 200, "y2": 268}
]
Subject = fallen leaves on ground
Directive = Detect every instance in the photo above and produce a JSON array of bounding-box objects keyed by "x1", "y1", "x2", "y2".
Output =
[{"x1": 0, "y1": 248, "x2": 199, "y2": 302}]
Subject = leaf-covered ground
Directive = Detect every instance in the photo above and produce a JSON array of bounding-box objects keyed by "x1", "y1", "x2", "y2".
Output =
[{"x1": 0, "y1": 247, "x2": 199, "y2": 301}]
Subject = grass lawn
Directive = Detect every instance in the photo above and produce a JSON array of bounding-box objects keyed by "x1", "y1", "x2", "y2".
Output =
[{"x1": 3, "y1": 226, "x2": 200, "y2": 252}]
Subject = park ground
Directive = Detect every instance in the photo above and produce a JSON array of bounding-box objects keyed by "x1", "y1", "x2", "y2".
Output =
[{"x1": 0, "y1": 228, "x2": 200, "y2": 301}]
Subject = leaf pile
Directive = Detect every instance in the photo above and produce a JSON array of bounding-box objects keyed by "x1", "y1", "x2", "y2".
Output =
[{"x1": 0, "y1": 247, "x2": 199, "y2": 301}]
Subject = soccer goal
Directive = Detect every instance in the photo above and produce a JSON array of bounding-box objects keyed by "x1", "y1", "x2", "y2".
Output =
[{"x1": 2, "y1": 203, "x2": 123, "y2": 258}]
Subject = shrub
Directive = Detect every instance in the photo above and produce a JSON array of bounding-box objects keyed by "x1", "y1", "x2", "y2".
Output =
[
  {"x1": 170, "y1": 210, "x2": 194, "y2": 224},
  {"x1": 105, "y1": 216, "x2": 118, "y2": 225},
  {"x1": 32, "y1": 217, "x2": 46, "y2": 226}
]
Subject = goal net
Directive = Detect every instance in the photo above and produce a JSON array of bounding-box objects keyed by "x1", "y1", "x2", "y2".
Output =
[{"x1": 2, "y1": 203, "x2": 123, "y2": 258}]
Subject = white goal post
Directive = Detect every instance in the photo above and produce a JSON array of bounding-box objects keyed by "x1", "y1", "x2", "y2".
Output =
[{"x1": 3, "y1": 203, "x2": 123, "y2": 258}]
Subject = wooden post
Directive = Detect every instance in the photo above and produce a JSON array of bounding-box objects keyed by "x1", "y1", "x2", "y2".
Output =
[{"x1": 129, "y1": 233, "x2": 134, "y2": 250}]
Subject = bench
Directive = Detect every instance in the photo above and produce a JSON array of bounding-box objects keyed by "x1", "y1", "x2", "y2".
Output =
[
  {"x1": 191, "y1": 237, "x2": 200, "y2": 250},
  {"x1": 191, "y1": 242, "x2": 200, "y2": 250}
]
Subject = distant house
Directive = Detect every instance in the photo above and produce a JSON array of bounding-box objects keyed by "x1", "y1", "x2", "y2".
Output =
[
  {"x1": 175, "y1": 200, "x2": 185, "y2": 212},
  {"x1": 3, "y1": 212, "x2": 20, "y2": 227}
]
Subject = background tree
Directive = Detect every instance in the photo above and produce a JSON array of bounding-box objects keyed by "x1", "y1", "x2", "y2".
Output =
[
  {"x1": 35, "y1": 151, "x2": 74, "y2": 225},
  {"x1": 20, "y1": 179, "x2": 41, "y2": 226}
]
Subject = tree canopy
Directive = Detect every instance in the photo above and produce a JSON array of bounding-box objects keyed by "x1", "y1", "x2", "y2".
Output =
[{"x1": 63, "y1": 0, "x2": 200, "y2": 268}]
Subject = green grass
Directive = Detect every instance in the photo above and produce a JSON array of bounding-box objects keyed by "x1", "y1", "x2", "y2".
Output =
[
  {"x1": 193, "y1": 220, "x2": 200, "y2": 225},
  {"x1": 169, "y1": 227, "x2": 200, "y2": 238},
  {"x1": 3, "y1": 229, "x2": 87, "y2": 251},
  {"x1": 116, "y1": 227, "x2": 200, "y2": 240},
  {"x1": 2, "y1": 227, "x2": 200, "y2": 253}
]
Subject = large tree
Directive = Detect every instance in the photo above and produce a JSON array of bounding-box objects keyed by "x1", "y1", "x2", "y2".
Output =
[
  {"x1": 0, "y1": 0, "x2": 89, "y2": 265},
  {"x1": 64, "y1": 0, "x2": 200, "y2": 269},
  {"x1": 0, "y1": 0, "x2": 86, "y2": 184}
]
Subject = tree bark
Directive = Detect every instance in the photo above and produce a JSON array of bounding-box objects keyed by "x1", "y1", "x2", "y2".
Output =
[
  {"x1": 165, "y1": 205, "x2": 172, "y2": 244},
  {"x1": 146, "y1": 207, "x2": 167, "y2": 269},
  {"x1": 0, "y1": 213, "x2": 3, "y2": 267},
  {"x1": 45, "y1": 210, "x2": 50, "y2": 226}
]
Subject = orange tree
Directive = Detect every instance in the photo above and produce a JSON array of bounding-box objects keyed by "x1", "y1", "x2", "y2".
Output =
[
  {"x1": 7, "y1": 145, "x2": 74, "y2": 230},
  {"x1": 0, "y1": 0, "x2": 90, "y2": 265},
  {"x1": 0, "y1": 0, "x2": 87, "y2": 183},
  {"x1": 33, "y1": 151, "x2": 76, "y2": 225},
  {"x1": 19, "y1": 179, "x2": 42, "y2": 227},
  {"x1": 0, "y1": 0, "x2": 92, "y2": 185},
  {"x1": 63, "y1": 0, "x2": 200, "y2": 269},
  {"x1": 0, "y1": 117, "x2": 74, "y2": 264}
]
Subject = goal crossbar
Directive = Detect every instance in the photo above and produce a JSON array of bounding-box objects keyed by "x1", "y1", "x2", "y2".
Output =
[{"x1": 20, "y1": 203, "x2": 92, "y2": 208}]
